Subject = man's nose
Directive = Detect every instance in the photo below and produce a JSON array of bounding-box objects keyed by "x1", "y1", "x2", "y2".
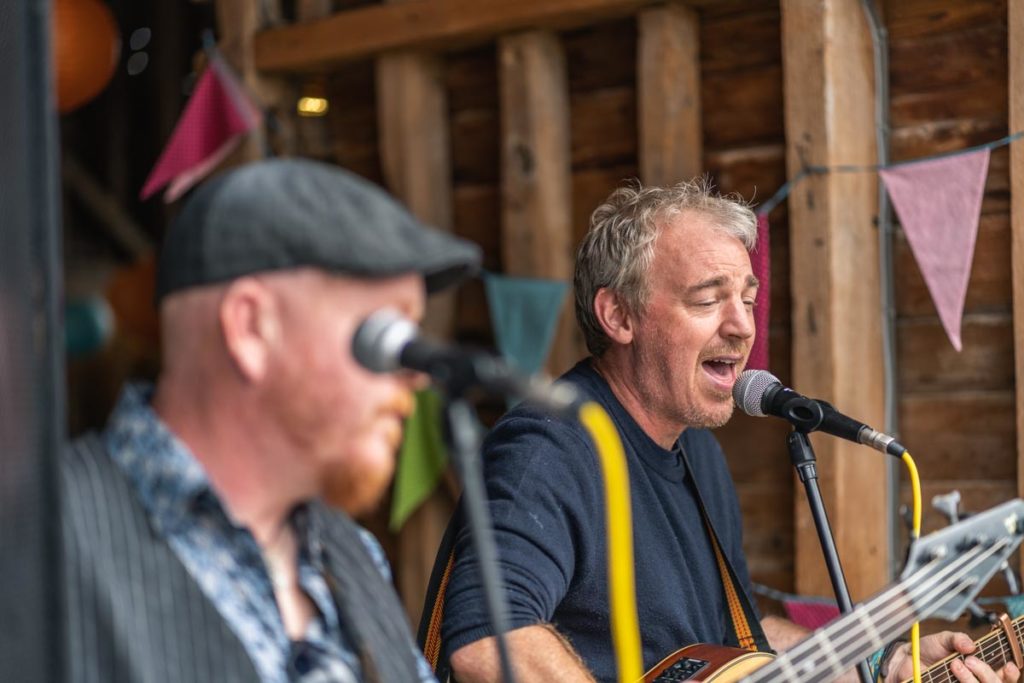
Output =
[{"x1": 722, "y1": 298, "x2": 755, "y2": 340}]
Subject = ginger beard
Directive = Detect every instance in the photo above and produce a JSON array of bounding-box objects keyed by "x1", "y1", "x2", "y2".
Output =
[
  {"x1": 321, "y1": 386, "x2": 416, "y2": 516},
  {"x1": 262, "y1": 270, "x2": 425, "y2": 517}
]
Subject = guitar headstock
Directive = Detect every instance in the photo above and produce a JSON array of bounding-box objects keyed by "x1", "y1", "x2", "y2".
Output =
[{"x1": 901, "y1": 498, "x2": 1024, "y2": 621}]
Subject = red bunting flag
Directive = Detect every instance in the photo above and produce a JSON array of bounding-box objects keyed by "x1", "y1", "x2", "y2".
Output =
[
  {"x1": 880, "y1": 149, "x2": 990, "y2": 351},
  {"x1": 783, "y1": 599, "x2": 839, "y2": 631},
  {"x1": 140, "y1": 56, "x2": 261, "y2": 202},
  {"x1": 746, "y1": 213, "x2": 771, "y2": 371}
]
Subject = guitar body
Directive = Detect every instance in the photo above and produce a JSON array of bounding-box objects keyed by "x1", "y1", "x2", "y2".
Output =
[{"x1": 643, "y1": 644, "x2": 775, "y2": 682}]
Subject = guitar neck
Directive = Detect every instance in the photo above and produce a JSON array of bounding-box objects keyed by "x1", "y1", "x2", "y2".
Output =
[{"x1": 907, "y1": 615, "x2": 1024, "y2": 683}]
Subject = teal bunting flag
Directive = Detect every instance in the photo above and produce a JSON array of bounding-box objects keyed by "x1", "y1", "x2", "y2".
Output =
[{"x1": 483, "y1": 271, "x2": 568, "y2": 375}]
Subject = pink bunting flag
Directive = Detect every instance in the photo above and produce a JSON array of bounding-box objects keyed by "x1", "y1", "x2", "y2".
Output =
[
  {"x1": 879, "y1": 149, "x2": 990, "y2": 351},
  {"x1": 140, "y1": 56, "x2": 261, "y2": 202},
  {"x1": 783, "y1": 599, "x2": 839, "y2": 631},
  {"x1": 746, "y1": 213, "x2": 771, "y2": 371}
]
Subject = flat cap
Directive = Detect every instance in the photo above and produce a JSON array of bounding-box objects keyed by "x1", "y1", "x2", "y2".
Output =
[{"x1": 156, "y1": 158, "x2": 481, "y2": 302}]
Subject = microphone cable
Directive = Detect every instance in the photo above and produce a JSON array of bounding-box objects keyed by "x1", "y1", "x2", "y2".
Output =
[{"x1": 902, "y1": 450, "x2": 923, "y2": 683}]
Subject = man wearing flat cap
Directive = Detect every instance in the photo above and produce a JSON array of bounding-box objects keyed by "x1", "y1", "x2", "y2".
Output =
[{"x1": 60, "y1": 158, "x2": 480, "y2": 682}]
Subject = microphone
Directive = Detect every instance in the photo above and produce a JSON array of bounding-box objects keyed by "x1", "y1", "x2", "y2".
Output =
[
  {"x1": 732, "y1": 369, "x2": 906, "y2": 457},
  {"x1": 352, "y1": 309, "x2": 578, "y2": 412}
]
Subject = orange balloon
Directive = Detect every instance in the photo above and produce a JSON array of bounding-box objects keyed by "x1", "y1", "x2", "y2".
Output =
[{"x1": 53, "y1": 0, "x2": 121, "y2": 114}]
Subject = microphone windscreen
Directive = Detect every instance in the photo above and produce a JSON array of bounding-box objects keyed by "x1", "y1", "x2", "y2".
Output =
[
  {"x1": 352, "y1": 309, "x2": 418, "y2": 373},
  {"x1": 733, "y1": 369, "x2": 781, "y2": 417}
]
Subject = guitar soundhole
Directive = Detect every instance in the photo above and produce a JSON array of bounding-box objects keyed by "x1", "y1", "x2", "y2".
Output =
[{"x1": 653, "y1": 657, "x2": 709, "y2": 682}]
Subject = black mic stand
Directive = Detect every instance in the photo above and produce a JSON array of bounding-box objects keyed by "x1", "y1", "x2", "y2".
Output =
[
  {"x1": 443, "y1": 394, "x2": 518, "y2": 683},
  {"x1": 788, "y1": 428, "x2": 874, "y2": 683}
]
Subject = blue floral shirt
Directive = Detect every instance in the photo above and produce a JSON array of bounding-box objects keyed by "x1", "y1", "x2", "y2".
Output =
[{"x1": 104, "y1": 383, "x2": 435, "y2": 683}]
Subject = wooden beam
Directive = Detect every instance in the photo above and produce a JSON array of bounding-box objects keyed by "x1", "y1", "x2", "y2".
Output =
[
  {"x1": 255, "y1": 0, "x2": 661, "y2": 73},
  {"x1": 215, "y1": 0, "x2": 292, "y2": 160},
  {"x1": 376, "y1": 52, "x2": 456, "y2": 339},
  {"x1": 1009, "y1": 1, "x2": 1024, "y2": 566},
  {"x1": 637, "y1": 2, "x2": 702, "y2": 185},
  {"x1": 499, "y1": 31, "x2": 581, "y2": 375},
  {"x1": 781, "y1": 0, "x2": 887, "y2": 599},
  {"x1": 375, "y1": 1, "x2": 458, "y2": 626}
]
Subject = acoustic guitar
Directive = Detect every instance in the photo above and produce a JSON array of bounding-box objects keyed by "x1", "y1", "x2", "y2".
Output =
[{"x1": 642, "y1": 499, "x2": 1024, "y2": 683}]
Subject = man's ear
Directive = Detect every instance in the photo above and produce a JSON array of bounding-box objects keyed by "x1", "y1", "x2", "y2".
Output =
[
  {"x1": 218, "y1": 277, "x2": 280, "y2": 382},
  {"x1": 593, "y1": 287, "x2": 634, "y2": 345}
]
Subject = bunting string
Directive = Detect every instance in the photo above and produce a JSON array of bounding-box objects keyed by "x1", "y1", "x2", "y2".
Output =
[{"x1": 756, "y1": 131, "x2": 1024, "y2": 218}]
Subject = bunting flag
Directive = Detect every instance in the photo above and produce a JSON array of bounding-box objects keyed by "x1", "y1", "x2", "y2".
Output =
[
  {"x1": 783, "y1": 599, "x2": 840, "y2": 631},
  {"x1": 1004, "y1": 595, "x2": 1024, "y2": 620},
  {"x1": 483, "y1": 272, "x2": 568, "y2": 374},
  {"x1": 747, "y1": 214, "x2": 771, "y2": 371},
  {"x1": 140, "y1": 54, "x2": 261, "y2": 202},
  {"x1": 390, "y1": 388, "x2": 448, "y2": 531},
  {"x1": 879, "y1": 148, "x2": 990, "y2": 351}
]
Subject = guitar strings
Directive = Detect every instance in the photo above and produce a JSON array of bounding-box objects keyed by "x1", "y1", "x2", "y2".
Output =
[
  {"x1": 914, "y1": 619, "x2": 1023, "y2": 683},
  {"x1": 745, "y1": 540, "x2": 1010, "y2": 683},
  {"x1": 747, "y1": 541, "x2": 995, "y2": 681},
  {"x1": 823, "y1": 540, "x2": 1012, "y2": 683},
  {"x1": 744, "y1": 546, "x2": 981, "y2": 682}
]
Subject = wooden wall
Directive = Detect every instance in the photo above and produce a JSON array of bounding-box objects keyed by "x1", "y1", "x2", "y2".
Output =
[
  {"x1": 281, "y1": 0, "x2": 1019, "y2": 614},
  {"x1": 887, "y1": 0, "x2": 1015, "y2": 549},
  {"x1": 315, "y1": 0, "x2": 799, "y2": 609}
]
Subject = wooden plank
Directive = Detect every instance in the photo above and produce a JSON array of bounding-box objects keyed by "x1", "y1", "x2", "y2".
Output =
[
  {"x1": 899, "y1": 390, "x2": 1016, "y2": 481},
  {"x1": 216, "y1": 0, "x2": 292, "y2": 160},
  {"x1": 570, "y1": 86, "x2": 638, "y2": 170},
  {"x1": 374, "y1": 5, "x2": 458, "y2": 624},
  {"x1": 702, "y1": 63, "x2": 784, "y2": 150},
  {"x1": 781, "y1": 0, "x2": 886, "y2": 599},
  {"x1": 889, "y1": 21, "x2": 1007, "y2": 95},
  {"x1": 1010, "y1": 0, "x2": 1024, "y2": 565},
  {"x1": 499, "y1": 31, "x2": 581, "y2": 376},
  {"x1": 701, "y1": 4, "x2": 780, "y2": 74},
  {"x1": 638, "y1": 3, "x2": 702, "y2": 185},
  {"x1": 254, "y1": 0, "x2": 662, "y2": 73},
  {"x1": 326, "y1": 61, "x2": 384, "y2": 181},
  {"x1": 564, "y1": 17, "x2": 636, "y2": 93},
  {"x1": 897, "y1": 314, "x2": 1014, "y2": 393},
  {"x1": 886, "y1": 0, "x2": 1007, "y2": 41}
]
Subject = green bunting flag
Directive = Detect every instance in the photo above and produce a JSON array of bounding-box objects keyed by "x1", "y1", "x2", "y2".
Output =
[{"x1": 389, "y1": 388, "x2": 448, "y2": 531}]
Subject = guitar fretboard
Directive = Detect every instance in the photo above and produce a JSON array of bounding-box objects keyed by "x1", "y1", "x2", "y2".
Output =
[{"x1": 911, "y1": 615, "x2": 1024, "y2": 683}]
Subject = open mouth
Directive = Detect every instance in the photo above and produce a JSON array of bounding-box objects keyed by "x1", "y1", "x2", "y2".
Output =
[{"x1": 701, "y1": 356, "x2": 740, "y2": 387}]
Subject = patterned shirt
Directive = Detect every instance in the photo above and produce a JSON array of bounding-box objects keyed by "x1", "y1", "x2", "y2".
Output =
[{"x1": 104, "y1": 383, "x2": 435, "y2": 683}]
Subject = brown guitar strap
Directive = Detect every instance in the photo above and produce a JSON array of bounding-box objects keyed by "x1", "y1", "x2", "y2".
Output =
[
  {"x1": 678, "y1": 446, "x2": 771, "y2": 654},
  {"x1": 708, "y1": 526, "x2": 758, "y2": 651}
]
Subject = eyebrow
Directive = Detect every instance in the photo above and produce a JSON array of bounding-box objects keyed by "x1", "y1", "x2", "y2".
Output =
[{"x1": 685, "y1": 274, "x2": 760, "y2": 295}]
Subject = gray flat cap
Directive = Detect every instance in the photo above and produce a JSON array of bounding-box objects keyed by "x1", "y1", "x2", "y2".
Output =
[{"x1": 156, "y1": 158, "x2": 481, "y2": 302}]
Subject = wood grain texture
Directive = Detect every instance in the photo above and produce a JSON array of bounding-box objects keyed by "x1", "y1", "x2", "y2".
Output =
[
  {"x1": 1009, "y1": 0, "x2": 1024, "y2": 572},
  {"x1": 638, "y1": 3, "x2": 702, "y2": 185},
  {"x1": 781, "y1": 0, "x2": 887, "y2": 599},
  {"x1": 499, "y1": 31, "x2": 582, "y2": 375},
  {"x1": 254, "y1": 0, "x2": 661, "y2": 72}
]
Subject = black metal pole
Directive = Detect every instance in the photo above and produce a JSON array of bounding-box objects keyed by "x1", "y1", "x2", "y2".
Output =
[
  {"x1": 788, "y1": 431, "x2": 873, "y2": 683},
  {"x1": 444, "y1": 397, "x2": 517, "y2": 683}
]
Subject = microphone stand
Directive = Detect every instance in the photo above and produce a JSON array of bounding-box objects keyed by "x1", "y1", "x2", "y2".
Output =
[
  {"x1": 443, "y1": 395, "x2": 518, "y2": 683},
  {"x1": 788, "y1": 430, "x2": 874, "y2": 683}
]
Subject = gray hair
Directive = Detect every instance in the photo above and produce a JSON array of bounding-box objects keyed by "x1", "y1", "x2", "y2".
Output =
[{"x1": 573, "y1": 178, "x2": 757, "y2": 357}]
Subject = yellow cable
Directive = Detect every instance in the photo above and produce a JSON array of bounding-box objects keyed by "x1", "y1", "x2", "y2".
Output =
[
  {"x1": 579, "y1": 401, "x2": 643, "y2": 683},
  {"x1": 902, "y1": 451, "x2": 922, "y2": 683}
]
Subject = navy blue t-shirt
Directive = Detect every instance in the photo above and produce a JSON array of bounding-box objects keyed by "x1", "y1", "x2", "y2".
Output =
[{"x1": 441, "y1": 360, "x2": 760, "y2": 682}]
